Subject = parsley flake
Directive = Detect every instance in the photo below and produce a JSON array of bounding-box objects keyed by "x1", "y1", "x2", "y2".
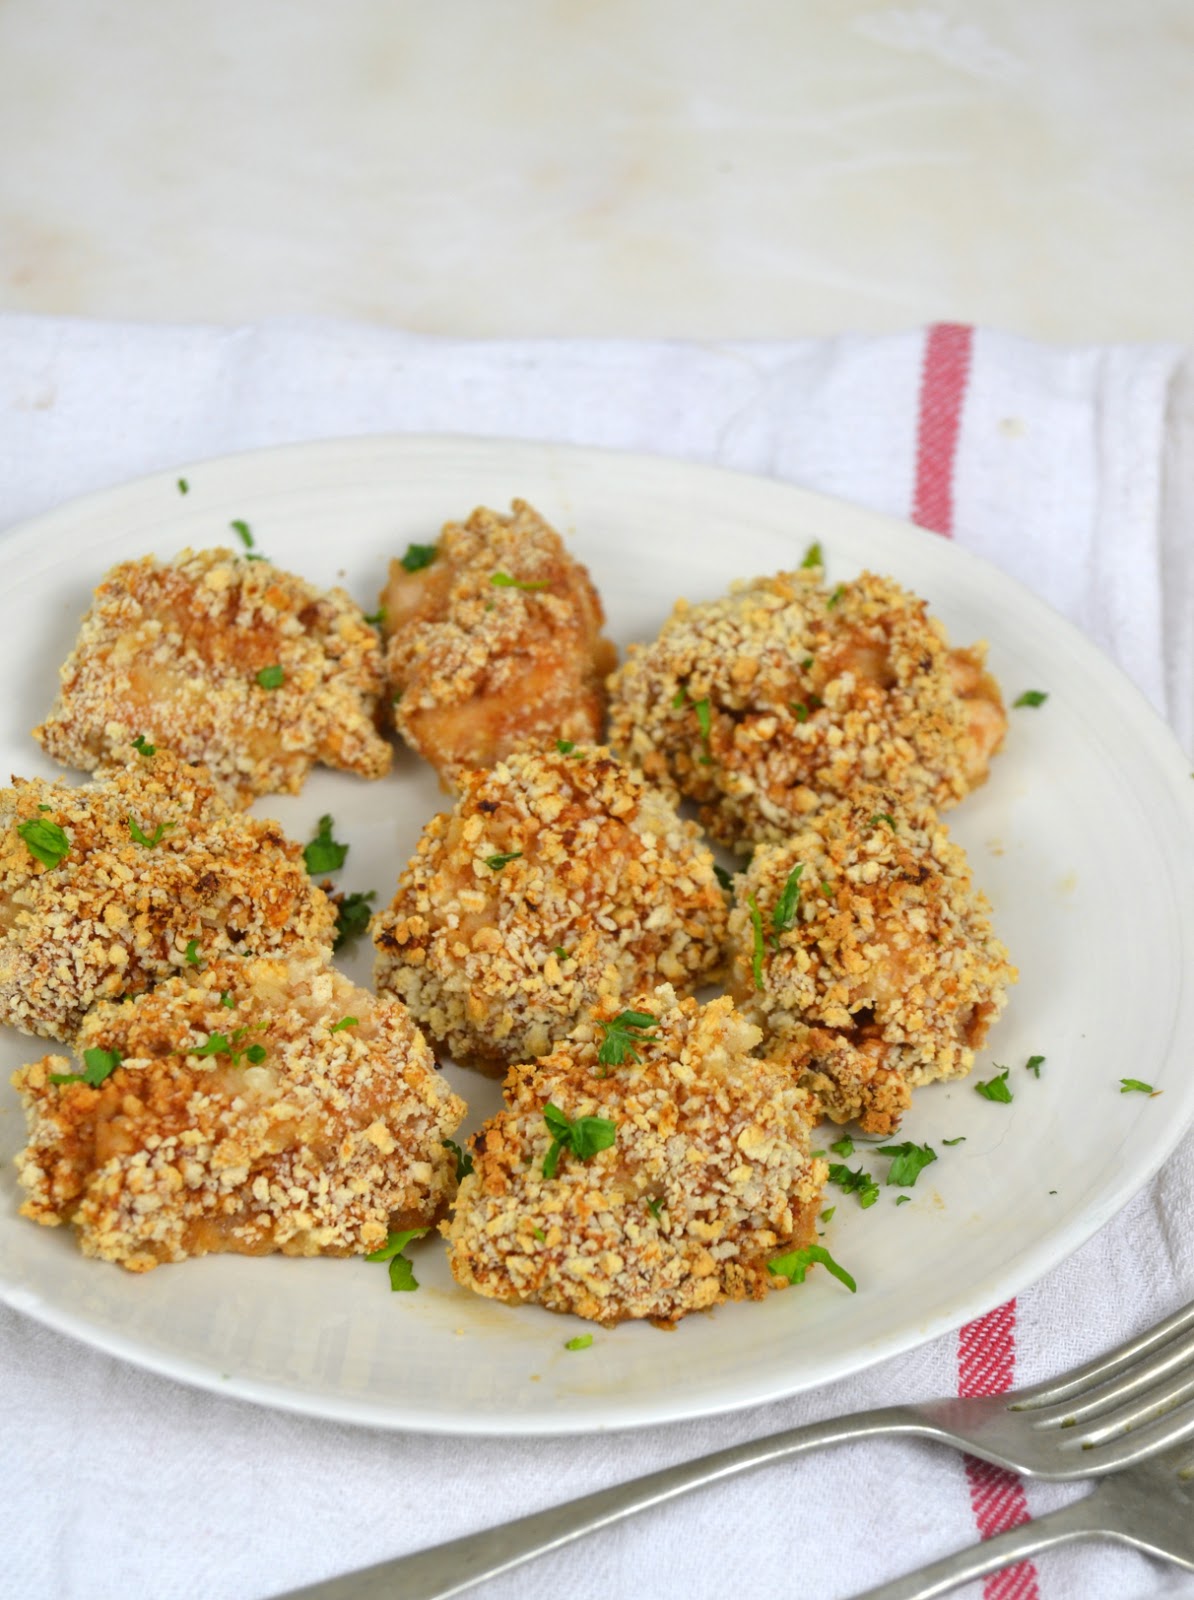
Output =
[
  {"x1": 827, "y1": 584, "x2": 845, "y2": 608},
  {"x1": 191, "y1": 1029, "x2": 267, "y2": 1067},
  {"x1": 490, "y1": 570, "x2": 549, "y2": 592},
  {"x1": 555, "y1": 739, "x2": 576, "y2": 754},
  {"x1": 747, "y1": 891, "x2": 766, "y2": 990},
  {"x1": 255, "y1": 664, "x2": 285, "y2": 690},
  {"x1": 364, "y1": 607, "x2": 386, "y2": 627},
  {"x1": 541, "y1": 1102, "x2": 617, "y2": 1179},
  {"x1": 771, "y1": 864, "x2": 804, "y2": 935},
  {"x1": 790, "y1": 701, "x2": 809, "y2": 723},
  {"x1": 596, "y1": 1010, "x2": 658, "y2": 1068},
  {"x1": 800, "y1": 542, "x2": 823, "y2": 570},
  {"x1": 17, "y1": 817, "x2": 70, "y2": 870},
  {"x1": 530, "y1": 1225, "x2": 547, "y2": 1243},
  {"x1": 442, "y1": 1137, "x2": 474, "y2": 1181},
  {"x1": 693, "y1": 697, "x2": 713, "y2": 756},
  {"x1": 713, "y1": 863, "x2": 735, "y2": 892},
  {"x1": 401, "y1": 542, "x2": 439, "y2": 572},
  {"x1": 329, "y1": 1016, "x2": 358, "y2": 1034},
  {"x1": 1120, "y1": 1078, "x2": 1159, "y2": 1095},
  {"x1": 869, "y1": 812, "x2": 896, "y2": 831},
  {"x1": 552, "y1": 946, "x2": 570, "y2": 962},
  {"x1": 132, "y1": 734, "x2": 156, "y2": 757},
  {"x1": 801, "y1": 656, "x2": 815, "y2": 671},
  {"x1": 231, "y1": 519, "x2": 254, "y2": 550},
  {"x1": 646, "y1": 1197, "x2": 664, "y2": 1221},
  {"x1": 484, "y1": 851, "x2": 522, "y2": 872},
  {"x1": 975, "y1": 1069, "x2": 1013, "y2": 1103},
  {"x1": 767, "y1": 1242, "x2": 856, "y2": 1293},
  {"x1": 829, "y1": 1135, "x2": 854, "y2": 1158},
  {"x1": 219, "y1": 991, "x2": 235, "y2": 1009},
  {"x1": 334, "y1": 890, "x2": 375, "y2": 950},
  {"x1": 303, "y1": 814, "x2": 348, "y2": 875},
  {"x1": 128, "y1": 814, "x2": 174, "y2": 849},
  {"x1": 565, "y1": 1334, "x2": 593, "y2": 1351},
  {"x1": 50, "y1": 1047, "x2": 123, "y2": 1089},
  {"x1": 366, "y1": 1227, "x2": 428, "y2": 1291},
  {"x1": 820, "y1": 1205, "x2": 835, "y2": 1224},
  {"x1": 177, "y1": 478, "x2": 189, "y2": 495},
  {"x1": 828, "y1": 1163, "x2": 880, "y2": 1208},
  {"x1": 1014, "y1": 690, "x2": 1048, "y2": 708},
  {"x1": 671, "y1": 687, "x2": 687, "y2": 710},
  {"x1": 877, "y1": 1140, "x2": 937, "y2": 1187},
  {"x1": 942, "y1": 1136, "x2": 966, "y2": 1146},
  {"x1": 1026, "y1": 1054, "x2": 1045, "y2": 1078},
  {"x1": 184, "y1": 939, "x2": 202, "y2": 969},
  {"x1": 895, "y1": 1195, "x2": 912, "y2": 1206}
]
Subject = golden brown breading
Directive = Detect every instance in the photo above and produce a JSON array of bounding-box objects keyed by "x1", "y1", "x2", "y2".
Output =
[
  {"x1": 444, "y1": 986, "x2": 827, "y2": 1326},
  {"x1": 373, "y1": 744, "x2": 728, "y2": 1072},
  {"x1": 34, "y1": 547, "x2": 392, "y2": 805},
  {"x1": 0, "y1": 750, "x2": 337, "y2": 1043},
  {"x1": 380, "y1": 501, "x2": 616, "y2": 789},
  {"x1": 725, "y1": 796, "x2": 1016, "y2": 1134},
  {"x1": 12, "y1": 947, "x2": 465, "y2": 1271},
  {"x1": 607, "y1": 565, "x2": 1006, "y2": 851}
]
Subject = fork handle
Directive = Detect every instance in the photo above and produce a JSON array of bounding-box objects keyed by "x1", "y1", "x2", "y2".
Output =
[
  {"x1": 273, "y1": 1405, "x2": 923, "y2": 1600},
  {"x1": 849, "y1": 1491, "x2": 1108, "y2": 1600}
]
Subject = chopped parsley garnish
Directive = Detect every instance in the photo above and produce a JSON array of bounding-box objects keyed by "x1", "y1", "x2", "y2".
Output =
[
  {"x1": 132, "y1": 734, "x2": 156, "y2": 757},
  {"x1": 1013, "y1": 690, "x2": 1048, "y2": 708},
  {"x1": 747, "y1": 892, "x2": 766, "y2": 990},
  {"x1": 693, "y1": 697, "x2": 713, "y2": 757},
  {"x1": 565, "y1": 1334, "x2": 593, "y2": 1351},
  {"x1": 820, "y1": 1205, "x2": 835, "y2": 1223},
  {"x1": 303, "y1": 814, "x2": 348, "y2": 875},
  {"x1": 184, "y1": 939, "x2": 202, "y2": 968},
  {"x1": 231, "y1": 519, "x2": 254, "y2": 549},
  {"x1": 400, "y1": 542, "x2": 439, "y2": 572},
  {"x1": 895, "y1": 1195, "x2": 912, "y2": 1206},
  {"x1": 975, "y1": 1069, "x2": 1013, "y2": 1103},
  {"x1": 442, "y1": 1138, "x2": 474, "y2": 1181},
  {"x1": 128, "y1": 814, "x2": 174, "y2": 849},
  {"x1": 1026, "y1": 1054, "x2": 1045, "y2": 1078},
  {"x1": 329, "y1": 1016, "x2": 358, "y2": 1034},
  {"x1": 366, "y1": 1227, "x2": 428, "y2": 1291},
  {"x1": 827, "y1": 584, "x2": 845, "y2": 608},
  {"x1": 767, "y1": 1242, "x2": 856, "y2": 1293},
  {"x1": 597, "y1": 1009, "x2": 659, "y2": 1067},
  {"x1": 526, "y1": 1226, "x2": 545, "y2": 1244},
  {"x1": 671, "y1": 687, "x2": 687, "y2": 710},
  {"x1": 829, "y1": 1135, "x2": 854, "y2": 1158},
  {"x1": 1120, "y1": 1078, "x2": 1159, "y2": 1095},
  {"x1": 646, "y1": 1197, "x2": 664, "y2": 1221},
  {"x1": 17, "y1": 817, "x2": 70, "y2": 870},
  {"x1": 50, "y1": 1047, "x2": 123, "y2": 1089},
  {"x1": 363, "y1": 607, "x2": 386, "y2": 627},
  {"x1": 490, "y1": 570, "x2": 549, "y2": 592},
  {"x1": 821, "y1": 880, "x2": 833, "y2": 896},
  {"x1": 191, "y1": 1029, "x2": 267, "y2": 1066},
  {"x1": 333, "y1": 890, "x2": 375, "y2": 950},
  {"x1": 541, "y1": 1102, "x2": 617, "y2": 1179},
  {"x1": 790, "y1": 701, "x2": 809, "y2": 723},
  {"x1": 219, "y1": 991, "x2": 235, "y2": 1008},
  {"x1": 828, "y1": 1163, "x2": 880, "y2": 1208},
  {"x1": 713, "y1": 863, "x2": 735, "y2": 892},
  {"x1": 877, "y1": 1140, "x2": 937, "y2": 1186},
  {"x1": 771, "y1": 864, "x2": 804, "y2": 935},
  {"x1": 801, "y1": 656, "x2": 814, "y2": 671},
  {"x1": 942, "y1": 1136, "x2": 966, "y2": 1146},
  {"x1": 800, "y1": 542, "x2": 823, "y2": 569},
  {"x1": 555, "y1": 739, "x2": 576, "y2": 754},
  {"x1": 255, "y1": 664, "x2": 285, "y2": 690},
  {"x1": 552, "y1": 946, "x2": 570, "y2": 961},
  {"x1": 177, "y1": 478, "x2": 189, "y2": 495},
  {"x1": 869, "y1": 812, "x2": 896, "y2": 831},
  {"x1": 484, "y1": 850, "x2": 523, "y2": 871}
]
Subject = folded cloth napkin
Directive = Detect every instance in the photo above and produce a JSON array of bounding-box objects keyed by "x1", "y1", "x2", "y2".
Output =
[{"x1": 1, "y1": 313, "x2": 1191, "y2": 1600}]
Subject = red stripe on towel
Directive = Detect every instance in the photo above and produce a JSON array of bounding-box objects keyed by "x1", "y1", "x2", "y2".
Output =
[{"x1": 912, "y1": 323, "x2": 1040, "y2": 1600}]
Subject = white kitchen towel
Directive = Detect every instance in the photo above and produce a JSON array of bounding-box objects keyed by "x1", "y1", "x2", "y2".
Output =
[{"x1": 0, "y1": 312, "x2": 1191, "y2": 1600}]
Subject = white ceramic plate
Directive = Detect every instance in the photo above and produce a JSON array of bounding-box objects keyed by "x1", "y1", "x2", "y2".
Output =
[{"x1": 2, "y1": 436, "x2": 1193, "y2": 1435}]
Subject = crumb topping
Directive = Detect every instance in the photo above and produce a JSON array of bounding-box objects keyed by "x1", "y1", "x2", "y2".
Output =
[
  {"x1": 373, "y1": 743, "x2": 728, "y2": 1071},
  {"x1": 0, "y1": 750, "x2": 338, "y2": 1043},
  {"x1": 726, "y1": 795, "x2": 1017, "y2": 1133},
  {"x1": 607, "y1": 567, "x2": 1006, "y2": 850},
  {"x1": 12, "y1": 946, "x2": 465, "y2": 1271},
  {"x1": 34, "y1": 547, "x2": 392, "y2": 805},
  {"x1": 381, "y1": 501, "x2": 616, "y2": 788},
  {"x1": 444, "y1": 985, "x2": 827, "y2": 1326}
]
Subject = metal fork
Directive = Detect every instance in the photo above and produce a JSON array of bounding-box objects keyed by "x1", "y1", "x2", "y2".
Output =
[
  {"x1": 274, "y1": 1298, "x2": 1194, "y2": 1600},
  {"x1": 852, "y1": 1441, "x2": 1194, "y2": 1599}
]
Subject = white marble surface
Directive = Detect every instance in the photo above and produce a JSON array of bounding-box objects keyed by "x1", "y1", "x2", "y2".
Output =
[{"x1": 0, "y1": 1, "x2": 1191, "y2": 342}]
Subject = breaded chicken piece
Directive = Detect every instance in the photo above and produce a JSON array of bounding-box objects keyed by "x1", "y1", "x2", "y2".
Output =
[
  {"x1": 12, "y1": 947, "x2": 465, "y2": 1271},
  {"x1": 373, "y1": 744, "x2": 727, "y2": 1072},
  {"x1": 607, "y1": 565, "x2": 1006, "y2": 851},
  {"x1": 444, "y1": 986, "x2": 827, "y2": 1327},
  {"x1": 380, "y1": 501, "x2": 616, "y2": 789},
  {"x1": 0, "y1": 749, "x2": 337, "y2": 1042},
  {"x1": 35, "y1": 547, "x2": 392, "y2": 805},
  {"x1": 725, "y1": 796, "x2": 1016, "y2": 1134}
]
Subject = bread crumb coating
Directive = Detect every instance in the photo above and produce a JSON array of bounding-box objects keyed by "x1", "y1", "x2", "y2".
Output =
[
  {"x1": 373, "y1": 744, "x2": 728, "y2": 1072},
  {"x1": 726, "y1": 796, "x2": 1016, "y2": 1134},
  {"x1": 34, "y1": 547, "x2": 392, "y2": 805},
  {"x1": 12, "y1": 947, "x2": 465, "y2": 1271},
  {"x1": 380, "y1": 501, "x2": 616, "y2": 789},
  {"x1": 444, "y1": 985, "x2": 827, "y2": 1326},
  {"x1": 0, "y1": 750, "x2": 337, "y2": 1043},
  {"x1": 607, "y1": 566, "x2": 1006, "y2": 850}
]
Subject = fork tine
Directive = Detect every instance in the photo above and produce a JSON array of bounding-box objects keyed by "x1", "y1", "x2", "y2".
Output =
[
  {"x1": 1057, "y1": 1396, "x2": 1194, "y2": 1475},
  {"x1": 1025, "y1": 1324, "x2": 1194, "y2": 1428},
  {"x1": 1011, "y1": 1298, "x2": 1194, "y2": 1411}
]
